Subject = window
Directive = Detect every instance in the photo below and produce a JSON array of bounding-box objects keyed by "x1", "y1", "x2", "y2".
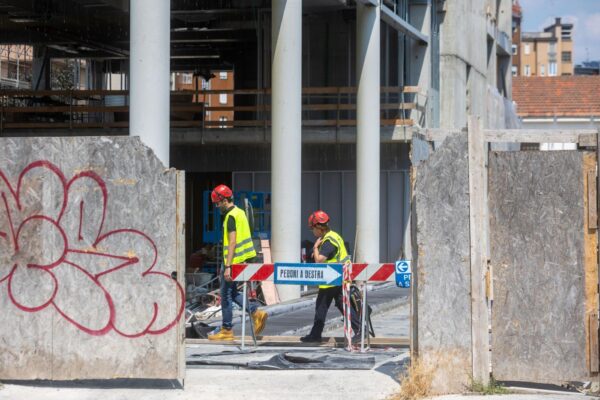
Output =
[
  {"x1": 561, "y1": 51, "x2": 572, "y2": 62},
  {"x1": 524, "y1": 64, "x2": 531, "y2": 76},
  {"x1": 219, "y1": 116, "x2": 228, "y2": 128},
  {"x1": 524, "y1": 43, "x2": 530, "y2": 55},
  {"x1": 181, "y1": 73, "x2": 192, "y2": 84},
  {"x1": 540, "y1": 64, "x2": 545, "y2": 76},
  {"x1": 219, "y1": 71, "x2": 228, "y2": 80},
  {"x1": 549, "y1": 62, "x2": 557, "y2": 76},
  {"x1": 512, "y1": 44, "x2": 517, "y2": 55},
  {"x1": 201, "y1": 79, "x2": 210, "y2": 90},
  {"x1": 219, "y1": 93, "x2": 227, "y2": 104},
  {"x1": 512, "y1": 65, "x2": 518, "y2": 76}
]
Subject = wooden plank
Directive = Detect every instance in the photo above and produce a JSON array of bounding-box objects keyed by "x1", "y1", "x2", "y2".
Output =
[
  {"x1": 590, "y1": 314, "x2": 599, "y2": 373},
  {"x1": 485, "y1": 129, "x2": 597, "y2": 144},
  {"x1": 4, "y1": 106, "x2": 130, "y2": 113},
  {"x1": 176, "y1": 171, "x2": 186, "y2": 383},
  {"x1": 259, "y1": 239, "x2": 280, "y2": 305},
  {"x1": 589, "y1": 171, "x2": 598, "y2": 229},
  {"x1": 467, "y1": 116, "x2": 490, "y2": 385},
  {"x1": 187, "y1": 336, "x2": 409, "y2": 347},
  {"x1": 421, "y1": 128, "x2": 599, "y2": 145},
  {"x1": 583, "y1": 153, "x2": 599, "y2": 375}
]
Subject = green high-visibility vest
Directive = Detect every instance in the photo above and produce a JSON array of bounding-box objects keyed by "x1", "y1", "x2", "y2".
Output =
[
  {"x1": 319, "y1": 230, "x2": 351, "y2": 289},
  {"x1": 223, "y1": 206, "x2": 256, "y2": 264}
]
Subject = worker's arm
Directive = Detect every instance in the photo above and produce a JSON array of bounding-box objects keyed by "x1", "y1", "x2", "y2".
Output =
[
  {"x1": 224, "y1": 230, "x2": 236, "y2": 281},
  {"x1": 312, "y1": 237, "x2": 327, "y2": 263}
]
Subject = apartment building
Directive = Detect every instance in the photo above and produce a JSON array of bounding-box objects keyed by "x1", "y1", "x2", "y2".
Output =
[{"x1": 513, "y1": 16, "x2": 574, "y2": 77}]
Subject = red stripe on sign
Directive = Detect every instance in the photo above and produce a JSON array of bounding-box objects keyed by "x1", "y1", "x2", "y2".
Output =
[
  {"x1": 350, "y1": 263, "x2": 368, "y2": 280},
  {"x1": 231, "y1": 264, "x2": 247, "y2": 280},
  {"x1": 249, "y1": 264, "x2": 274, "y2": 281},
  {"x1": 369, "y1": 263, "x2": 395, "y2": 281}
]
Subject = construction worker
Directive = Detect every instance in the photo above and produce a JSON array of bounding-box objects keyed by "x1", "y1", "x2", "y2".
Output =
[
  {"x1": 208, "y1": 184, "x2": 268, "y2": 341},
  {"x1": 300, "y1": 210, "x2": 361, "y2": 343}
]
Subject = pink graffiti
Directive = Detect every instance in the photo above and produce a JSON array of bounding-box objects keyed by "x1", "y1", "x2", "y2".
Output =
[{"x1": 0, "y1": 161, "x2": 184, "y2": 337}]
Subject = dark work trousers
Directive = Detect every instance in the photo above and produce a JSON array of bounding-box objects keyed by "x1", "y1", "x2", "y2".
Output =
[{"x1": 308, "y1": 286, "x2": 361, "y2": 338}]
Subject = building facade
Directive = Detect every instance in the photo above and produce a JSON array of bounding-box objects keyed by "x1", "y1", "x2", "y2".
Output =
[{"x1": 513, "y1": 17, "x2": 574, "y2": 77}]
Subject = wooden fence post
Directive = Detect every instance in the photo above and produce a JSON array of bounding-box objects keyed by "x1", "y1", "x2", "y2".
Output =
[{"x1": 468, "y1": 115, "x2": 490, "y2": 385}]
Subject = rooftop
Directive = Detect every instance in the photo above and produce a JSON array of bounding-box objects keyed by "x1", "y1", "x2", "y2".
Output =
[{"x1": 513, "y1": 76, "x2": 600, "y2": 117}]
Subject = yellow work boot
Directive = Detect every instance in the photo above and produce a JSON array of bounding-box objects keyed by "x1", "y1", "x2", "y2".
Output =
[
  {"x1": 208, "y1": 327, "x2": 234, "y2": 341},
  {"x1": 252, "y1": 310, "x2": 268, "y2": 335}
]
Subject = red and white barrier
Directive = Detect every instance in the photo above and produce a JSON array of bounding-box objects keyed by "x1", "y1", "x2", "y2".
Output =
[{"x1": 231, "y1": 263, "x2": 396, "y2": 282}]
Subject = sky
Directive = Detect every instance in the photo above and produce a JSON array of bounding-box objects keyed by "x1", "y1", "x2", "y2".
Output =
[{"x1": 519, "y1": 0, "x2": 600, "y2": 64}]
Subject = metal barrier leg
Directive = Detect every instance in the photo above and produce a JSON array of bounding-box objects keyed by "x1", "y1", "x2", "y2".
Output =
[
  {"x1": 360, "y1": 281, "x2": 368, "y2": 352},
  {"x1": 241, "y1": 282, "x2": 247, "y2": 351},
  {"x1": 247, "y1": 282, "x2": 258, "y2": 347}
]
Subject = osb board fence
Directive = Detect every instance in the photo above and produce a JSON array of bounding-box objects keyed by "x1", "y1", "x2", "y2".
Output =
[
  {"x1": 489, "y1": 150, "x2": 597, "y2": 383},
  {"x1": 412, "y1": 132, "x2": 473, "y2": 393},
  {"x1": 0, "y1": 136, "x2": 185, "y2": 380}
]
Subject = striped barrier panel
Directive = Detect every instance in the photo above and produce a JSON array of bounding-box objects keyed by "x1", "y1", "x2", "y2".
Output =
[{"x1": 231, "y1": 263, "x2": 396, "y2": 282}]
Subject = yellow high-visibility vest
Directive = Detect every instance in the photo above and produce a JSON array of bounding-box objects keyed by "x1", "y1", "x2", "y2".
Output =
[
  {"x1": 319, "y1": 230, "x2": 351, "y2": 289},
  {"x1": 223, "y1": 206, "x2": 256, "y2": 264}
]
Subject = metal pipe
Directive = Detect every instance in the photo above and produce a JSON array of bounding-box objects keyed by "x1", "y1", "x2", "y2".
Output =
[
  {"x1": 130, "y1": 0, "x2": 170, "y2": 166},
  {"x1": 271, "y1": 0, "x2": 302, "y2": 301},
  {"x1": 241, "y1": 281, "x2": 247, "y2": 350},
  {"x1": 356, "y1": 1, "x2": 381, "y2": 263}
]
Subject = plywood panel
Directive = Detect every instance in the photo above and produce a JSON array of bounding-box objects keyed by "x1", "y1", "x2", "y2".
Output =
[
  {"x1": 413, "y1": 133, "x2": 472, "y2": 393},
  {"x1": 489, "y1": 150, "x2": 588, "y2": 383},
  {"x1": 0, "y1": 137, "x2": 184, "y2": 380}
]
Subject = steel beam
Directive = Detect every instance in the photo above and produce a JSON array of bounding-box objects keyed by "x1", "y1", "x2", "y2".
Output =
[{"x1": 381, "y1": 4, "x2": 429, "y2": 45}]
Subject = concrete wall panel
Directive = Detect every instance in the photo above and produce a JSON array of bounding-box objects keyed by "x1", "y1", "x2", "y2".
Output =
[{"x1": 0, "y1": 136, "x2": 184, "y2": 380}]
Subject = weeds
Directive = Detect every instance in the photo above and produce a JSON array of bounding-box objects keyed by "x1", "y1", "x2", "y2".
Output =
[
  {"x1": 389, "y1": 358, "x2": 433, "y2": 400},
  {"x1": 469, "y1": 376, "x2": 510, "y2": 395}
]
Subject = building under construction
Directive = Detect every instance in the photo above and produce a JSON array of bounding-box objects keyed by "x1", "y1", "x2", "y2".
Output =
[{"x1": 0, "y1": 0, "x2": 517, "y2": 300}]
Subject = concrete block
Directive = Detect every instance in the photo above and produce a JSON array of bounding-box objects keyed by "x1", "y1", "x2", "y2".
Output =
[{"x1": 0, "y1": 136, "x2": 184, "y2": 380}]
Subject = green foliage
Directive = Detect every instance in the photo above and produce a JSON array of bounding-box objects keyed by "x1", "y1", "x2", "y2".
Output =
[{"x1": 470, "y1": 376, "x2": 510, "y2": 395}]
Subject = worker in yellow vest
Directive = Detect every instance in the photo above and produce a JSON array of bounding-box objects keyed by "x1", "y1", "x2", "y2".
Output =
[
  {"x1": 300, "y1": 210, "x2": 361, "y2": 343},
  {"x1": 208, "y1": 184, "x2": 268, "y2": 341}
]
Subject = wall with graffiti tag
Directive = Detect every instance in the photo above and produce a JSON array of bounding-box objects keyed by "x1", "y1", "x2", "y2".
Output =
[{"x1": 0, "y1": 136, "x2": 184, "y2": 380}]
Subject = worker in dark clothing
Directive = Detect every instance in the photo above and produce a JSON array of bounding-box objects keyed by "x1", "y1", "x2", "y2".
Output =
[
  {"x1": 208, "y1": 184, "x2": 268, "y2": 341},
  {"x1": 300, "y1": 210, "x2": 361, "y2": 343}
]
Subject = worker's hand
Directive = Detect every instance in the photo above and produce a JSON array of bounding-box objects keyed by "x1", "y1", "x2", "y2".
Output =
[
  {"x1": 224, "y1": 267, "x2": 233, "y2": 282},
  {"x1": 313, "y1": 237, "x2": 323, "y2": 250}
]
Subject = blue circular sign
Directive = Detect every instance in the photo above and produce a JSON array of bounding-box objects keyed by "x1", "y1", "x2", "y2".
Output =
[{"x1": 396, "y1": 261, "x2": 410, "y2": 274}]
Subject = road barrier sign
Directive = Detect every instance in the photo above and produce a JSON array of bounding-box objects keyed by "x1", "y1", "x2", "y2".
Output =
[
  {"x1": 231, "y1": 263, "x2": 398, "y2": 282},
  {"x1": 274, "y1": 263, "x2": 343, "y2": 286},
  {"x1": 395, "y1": 260, "x2": 411, "y2": 288}
]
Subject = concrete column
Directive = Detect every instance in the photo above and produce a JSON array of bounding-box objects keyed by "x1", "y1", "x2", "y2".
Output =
[
  {"x1": 355, "y1": 1, "x2": 380, "y2": 263},
  {"x1": 130, "y1": 0, "x2": 170, "y2": 166},
  {"x1": 32, "y1": 46, "x2": 50, "y2": 91},
  {"x1": 271, "y1": 0, "x2": 302, "y2": 301}
]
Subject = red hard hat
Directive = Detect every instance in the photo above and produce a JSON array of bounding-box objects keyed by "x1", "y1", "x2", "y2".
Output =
[
  {"x1": 308, "y1": 210, "x2": 329, "y2": 227},
  {"x1": 211, "y1": 184, "x2": 233, "y2": 203}
]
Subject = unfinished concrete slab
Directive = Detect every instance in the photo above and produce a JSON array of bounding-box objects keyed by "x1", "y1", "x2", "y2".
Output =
[
  {"x1": 489, "y1": 150, "x2": 594, "y2": 383},
  {"x1": 0, "y1": 136, "x2": 185, "y2": 380}
]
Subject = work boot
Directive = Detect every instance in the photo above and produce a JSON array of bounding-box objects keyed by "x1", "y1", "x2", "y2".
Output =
[
  {"x1": 351, "y1": 332, "x2": 363, "y2": 345},
  {"x1": 252, "y1": 310, "x2": 268, "y2": 335},
  {"x1": 208, "y1": 327, "x2": 234, "y2": 341},
  {"x1": 300, "y1": 334, "x2": 322, "y2": 343}
]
